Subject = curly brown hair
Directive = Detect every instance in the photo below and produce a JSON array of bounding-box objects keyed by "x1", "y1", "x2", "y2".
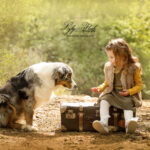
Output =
[{"x1": 105, "y1": 38, "x2": 138, "y2": 67}]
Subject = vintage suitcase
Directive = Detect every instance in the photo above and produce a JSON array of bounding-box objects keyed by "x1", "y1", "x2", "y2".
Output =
[{"x1": 61, "y1": 102, "x2": 136, "y2": 132}]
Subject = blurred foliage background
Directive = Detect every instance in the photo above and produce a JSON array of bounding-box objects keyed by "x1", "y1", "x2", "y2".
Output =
[{"x1": 0, "y1": 0, "x2": 150, "y2": 98}]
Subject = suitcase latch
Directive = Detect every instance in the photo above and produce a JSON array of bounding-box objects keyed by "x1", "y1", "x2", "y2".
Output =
[{"x1": 66, "y1": 110, "x2": 76, "y2": 119}]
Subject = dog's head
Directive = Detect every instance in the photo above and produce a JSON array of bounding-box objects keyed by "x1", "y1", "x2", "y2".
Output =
[{"x1": 52, "y1": 63, "x2": 77, "y2": 89}]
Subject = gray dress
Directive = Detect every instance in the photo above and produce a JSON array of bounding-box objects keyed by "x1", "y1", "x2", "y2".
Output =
[{"x1": 100, "y1": 70, "x2": 136, "y2": 111}]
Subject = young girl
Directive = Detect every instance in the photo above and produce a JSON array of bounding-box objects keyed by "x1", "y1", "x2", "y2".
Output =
[{"x1": 91, "y1": 38, "x2": 142, "y2": 134}]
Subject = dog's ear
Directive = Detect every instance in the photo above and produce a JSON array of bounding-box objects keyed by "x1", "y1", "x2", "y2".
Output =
[
  {"x1": 58, "y1": 67, "x2": 67, "y2": 79},
  {"x1": 52, "y1": 67, "x2": 67, "y2": 80}
]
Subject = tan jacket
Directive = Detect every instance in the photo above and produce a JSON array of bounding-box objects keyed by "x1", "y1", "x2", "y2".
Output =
[{"x1": 98, "y1": 62, "x2": 143, "y2": 107}]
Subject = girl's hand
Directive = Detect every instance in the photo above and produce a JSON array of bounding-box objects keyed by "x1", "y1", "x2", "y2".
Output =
[
  {"x1": 91, "y1": 87, "x2": 100, "y2": 93},
  {"x1": 119, "y1": 89, "x2": 130, "y2": 96}
]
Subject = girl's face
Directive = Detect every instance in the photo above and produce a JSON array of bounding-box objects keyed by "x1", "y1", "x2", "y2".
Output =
[{"x1": 106, "y1": 50, "x2": 115, "y2": 66}]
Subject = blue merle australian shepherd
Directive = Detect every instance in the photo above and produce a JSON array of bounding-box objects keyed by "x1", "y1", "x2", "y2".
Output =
[{"x1": 0, "y1": 62, "x2": 77, "y2": 131}]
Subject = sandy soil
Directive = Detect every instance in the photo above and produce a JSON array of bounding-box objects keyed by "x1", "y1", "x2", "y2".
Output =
[{"x1": 0, "y1": 95, "x2": 150, "y2": 150}]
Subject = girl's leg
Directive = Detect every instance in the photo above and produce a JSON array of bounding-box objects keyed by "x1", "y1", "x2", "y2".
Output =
[
  {"x1": 124, "y1": 110, "x2": 133, "y2": 126},
  {"x1": 124, "y1": 110, "x2": 138, "y2": 133},
  {"x1": 92, "y1": 100, "x2": 110, "y2": 134},
  {"x1": 100, "y1": 100, "x2": 111, "y2": 125}
]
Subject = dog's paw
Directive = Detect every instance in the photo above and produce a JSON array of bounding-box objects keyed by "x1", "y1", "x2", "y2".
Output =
[
  {"x1": 31, "y1": 126, "x2": 38, "y2": 132},
  {"x1": 21, "y1": 124, "x2": 38, "y2": 132}
]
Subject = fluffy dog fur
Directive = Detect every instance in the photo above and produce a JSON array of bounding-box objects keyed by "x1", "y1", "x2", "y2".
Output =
[{"x1": 0, "y1": 62, "x2": 77, "y2": 131}]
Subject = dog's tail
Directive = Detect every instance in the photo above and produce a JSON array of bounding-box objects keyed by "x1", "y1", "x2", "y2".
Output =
[
  {"x1": 0, "y1": 94, "x2": 9, "y2": 104},
  {"x1": 0, "y1": 94, "x2": 16, "y2": 127}
]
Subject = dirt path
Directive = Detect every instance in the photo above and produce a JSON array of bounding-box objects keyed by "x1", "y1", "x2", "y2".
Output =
[{"x1": 0, "y1": 95, "x2": 150, "y2": 150}]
